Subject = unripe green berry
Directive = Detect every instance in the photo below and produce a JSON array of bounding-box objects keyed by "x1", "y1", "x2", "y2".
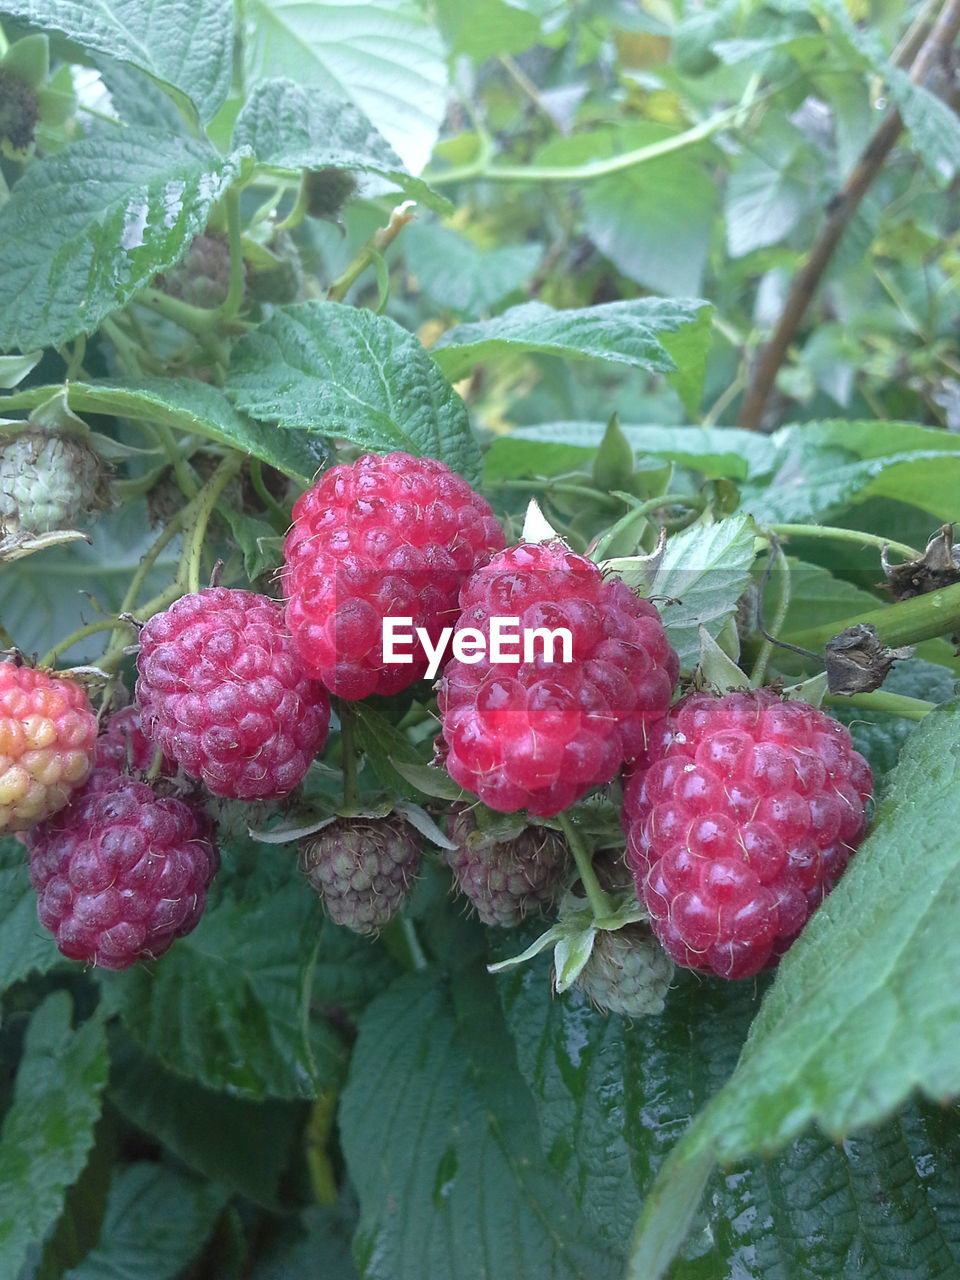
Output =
[
  {"x1": 574, "y1": 924, "x2": 674, "y2": 1017},
  {"x1": 0, "y1": 429, "x2": 105, "y2": 534}
]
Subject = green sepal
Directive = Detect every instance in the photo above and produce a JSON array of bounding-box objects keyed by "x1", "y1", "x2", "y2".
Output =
[{"x1": 1, "y1": 34, "x2": 48, "y2": 88}]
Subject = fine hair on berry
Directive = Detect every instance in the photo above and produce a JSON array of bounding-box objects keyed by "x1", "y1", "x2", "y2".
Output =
[{"x1": 623, "y1": 688, "x2": 873, "y2": 979}]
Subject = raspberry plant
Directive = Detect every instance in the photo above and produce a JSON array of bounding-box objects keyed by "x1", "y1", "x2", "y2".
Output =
[{"x1": 0, "y1": 3, "x2": 960, "y2": 1279}]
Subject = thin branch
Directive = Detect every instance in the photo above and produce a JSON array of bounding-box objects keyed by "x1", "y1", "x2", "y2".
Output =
[{"x1": 738, "y1": 0, "x2": 960, "y2": 431}]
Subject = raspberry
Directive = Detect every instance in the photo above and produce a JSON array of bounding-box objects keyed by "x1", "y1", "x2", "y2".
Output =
[
  {"x1": 90, "y1": 705, "x2": 176, "y2": 786},
  {"x1": 282, "y1": 453, "x2": 505, "y2": 699},
  {"x1": 304, "y1": 166, "x2": 358, "y2": 220},
  {"x1": 26, "y1": 776, "x2": 218, "y2": 969},
  {"x1": 445, "y1": 806, "x2": 568, "y2": 926},
  {"x1": 437, "y1": 542, "x2": 679, "y2": 817},
  {"x1": 0, "y1": 662, "x2": 97, "y2": 832},
  {"x1": 135, "y1": 588, "x2": 330, "y2": 800},
  {"x1": 156, "y1": 233, "x2": 234, "y2": 309},
  {"x1": 300, "y1": 815, "x2": 421, "y2": 934},
  {"x1": 622, "y1": 688, "x2": 873, "y2": 979},
  {"x1": 0, "y1": 66, "x2": 39, "y2": 155},
  {"x1": 0, "y1": 428, "x2": 106, "y2": 534},
  {"x1": 574, "y1": 924, "x2": 675, "y2": 1017}
]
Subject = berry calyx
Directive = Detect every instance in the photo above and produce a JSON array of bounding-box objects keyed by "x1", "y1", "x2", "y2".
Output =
[
  {"x1": 437, "y1": 541, "x2": 679, "y2": 816},
  {"x1": 0, "y1": 661, "x2": 97, "y2": 832},
  {"x1": 445, "y1": 805, "x2": 569, "y2": 926},
  {"x1": 282, "y1": 452, "x2": 505, "y2": 699},
  {"x1": 135, "y1": 588, "x2": 330, "y2": 800},
  {"x1": 26, "y1": 775, "x2": 219, "y2": 969},
  {"x1": 623, "y1": 688, "x2": 873, "y2": 979},
  {"x1": 300, "y1": 814, "x2": 421, "y2": 934}
]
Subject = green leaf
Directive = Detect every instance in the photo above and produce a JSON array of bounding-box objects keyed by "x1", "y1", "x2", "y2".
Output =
[
  {"x1": 0, "y1": 837, "x2": 61, "y2": 996},
  {"x1": 339, "y1": 959, "x2": 623, "y2": 1280},
  {"x1": 0, "y1": 994, "x2": 108, "y2": 1278},
  {"x1": 485, "y1": 423, "x2": 777, "y2": 484},
  {"x1": 98, "y1": 855, "x2": 348, "y2": 1101},
  {"x1": 725, "y1": 119, "x2": 814, "y2": 256},
  {"x1": 108, "y1": 1033, "x2": 304, "y2": 1209},
  {"x1": 249, "y1": 1201, "x2": 360, "y2": 1279},
  {"x1": 647, "y1": 513, "x2": 758, "y2": 669},
  {"x1": 240, "y1": 0, "x2": 448, "y2": 174},
  {"x1": 431, "y1": 299, "x2": 714, "y2": 414},
  {"x1": 433, "y1": 0, "x2": 541, "y2": 61},
  {"x1": 227, "y1": 300, "x2": 482, "y2": 484},
  {"x1": 352, "y1": 702, "x2": 430, "y2": 804},
  {"x1": 1, "y1": 379, "x2": 324, "y2": 484},
  {"x1": 535, "y1": 124, "x2": 718, "y2": 297},
  {"x1": 233, "y1": 79, "x2": 451, "y2": 214},
  {"x1": 0, "y1": 0, "x2": 233, "y2": 121},
  {"x1": 403, "y1": 223, "x2": 542, "y2": 318},
  {"x1": 62, "y1": 1163, "x2": 227, "y2": 1280},
  {"x1": 0, "y1": 132, "x2": 238, "y2": 352},
  {"x1": 628, "y1": 696, "x2": 960, "y2": 1278}
]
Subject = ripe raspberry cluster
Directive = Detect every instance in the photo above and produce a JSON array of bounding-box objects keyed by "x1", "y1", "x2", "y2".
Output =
[
  {"x1": 623, "y1": 688, "x2": 873, "y2": 979},
  {"x1": 282, "y1": 451, "x2": 505, "y2": 699},
  {"x1": 438, "y1": 541, "x2": 679, "y2": 816}
]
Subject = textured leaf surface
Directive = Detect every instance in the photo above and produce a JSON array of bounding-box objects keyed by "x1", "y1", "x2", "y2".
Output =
[
  {"x1": 647, "y1": 513, "x2": 758, "y2": 668},
  {"x1": 0, "y1": 0, "x2": 233, "y2": 120},
  {"x1": 241, "y1": 0, "x2": 448, "y2": 173},
  {"x1": 0, "y1": 837, "x2": 61, "y2": 996},
  {"x1": 233, "y1": 79, "x2": 450, "y2": 213},
  {"x1": 108, "y1": 1034, "x2": 304, "y2": 1208},
  {"x1": 431, "y1": 300, "x2": 713, "y2": 414},
  {"x1": 98, "y1": 856, "x2": 353, "y2": 1101},
  {"x1": 0, "y1": 994, "x2": 107, "y2": 1278},
  {"x1": 1, "y1": 379, "x2": 324, "y2": 484},
  {"x1": 339, "y1": 960, "x2": 622, "y2": 1280},
  {"x1": 228, "y1": 301, "x2": 481, "y2": 483},
  {"x1": 63, "y1": 1163, "x2": 226, "y2": 1280},
  {"x1": 629, "y1": 697, "x2": 960, "y2": 1278},
  {"x1": 0, "y1": 132, "x2": 236, "y2": 352}
]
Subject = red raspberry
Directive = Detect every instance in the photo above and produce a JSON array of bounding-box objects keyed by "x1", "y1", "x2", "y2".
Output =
[
  {"x1": 437, "y1": 542, "x2": 679, "y2": 817},
  {"x1": 622, "y1": 689, "x2": 873, "y2": 980},
  {"x1": 26, "y1": 775, "x2": 219, "y2": 969},
  {"x1": 0, "y1": 662, "x2": 97, "y2": 832},
  {"x1": 91, "y1": 705, "x2": 176, "y2": 784},
  {"x1": 135, "y1": 588, "x2": 329, "y2": 800},
  {"x1": 282, "y1": 452, "x2": 505, "y2": 699}
]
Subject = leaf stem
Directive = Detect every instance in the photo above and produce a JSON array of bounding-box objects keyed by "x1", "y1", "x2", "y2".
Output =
[
  {"x1": 771, "y1": 523, "x2": 919, "y2": 562},
  {"x1": 825, "y1": 690, "x2": 937, "y2": 721},
  {"x1": 248, "y1": 457, "x2": 290, "y2": 530},
  {"x1": 557, "y1": 811, "x2": 615, "y2": 924},
  {"x1": 40, "y1": 616, "x2": 134, "y2": 668},
  {"x1": 750, "y1": 542, "x2": 791, "y2": 687},
  {"x1": 180, "y1": 451, "x2": 245, "y2": 594},
  {"x1": 327, "y1": 202, "x2": 417, "y2": 303},
  {"x1": 591, "y1": 492, "x2": 704, "y2": 561},
  {"x1": 336, "y1": 702, "x2": 360, "y2": 809},
  {"x1": 215, "y1": 186, "x2": 246, "y2": 324},
  {"x1": 490, "y1": 478, "x2": 620, "y2": 508}
]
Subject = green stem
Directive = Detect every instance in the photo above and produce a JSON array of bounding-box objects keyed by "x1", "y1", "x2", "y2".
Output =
[
  {"x1": 750, "y1": 542, "x2": 791, "y2": 687},
  {"x1": 152, "y1": 423, "x2": 200, "y2": 498},
  {"x1": 336, "y1": 702, "x2": 360, "y2": 809},
  {"x1": 274, "y1": 177, "x2": 309, "y2": 233},
  {"x1": 248, "y1": 457, "x2": 290, "y2": 530},
  {"x1": 491, "y1": 478, "x2": 620, "y2": 508},
  {"x1": 557, "y1": 811, "x2": 614, "y2": 923},
  {"x1": 771, "y1": 523, "x2": 919, "y2": 562},
  {"x1": 328, "y1": 202, "x2": 417, "y2": 303},
  {"x1": 119, "y1": 512, "x2": 187, "y2": 616},
  {"x1": 825, "y1": 690, "x2": 936, "y2": 722},
  {"x1": 180, "y1": 452, "x2": 245, "y2": 594},
  {"x1": 786, "y1": 579, "x2": 960, "y2": 653},
  {"x1": 215, "y1": 186, "x2": 246, "y2": 324},
  {"x1": 40, "y1": 617, "x2": 131, "y2": 668},
  {"x1": 139, "y1": 287, "x2": 221, "y2": 335}
]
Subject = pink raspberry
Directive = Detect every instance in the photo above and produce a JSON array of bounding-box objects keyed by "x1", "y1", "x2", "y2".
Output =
[
  {"x1": 622, "y1": 689, "x2": 873, "y2": 980},
  {"x1": 26, "y1": 775, "x2": 219, "y2": 969},
  {"x1": 281, "y1": 452, "x2": 505, "y2": 699},
  {"x1": 135, "y1": 588, "x2": 330, "y2": 800},
  {"x1": 437, "y1": 542, "x2": 679, "y2": 817},
  {"x1": 0, "y1": 661, "x2": 98, "y2": 832}
]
